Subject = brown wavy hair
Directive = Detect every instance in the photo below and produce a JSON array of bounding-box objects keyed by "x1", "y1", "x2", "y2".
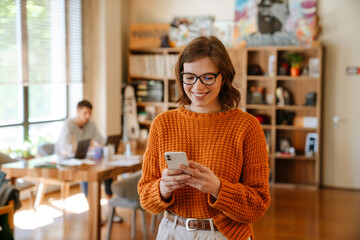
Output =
[{"x1": 175, "y1": 36, "x2": 240, "y2": 110}]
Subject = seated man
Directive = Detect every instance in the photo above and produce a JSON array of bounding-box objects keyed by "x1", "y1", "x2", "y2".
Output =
[{"x1": 55, "y1": 100, "x2": 122, "y2": 223}]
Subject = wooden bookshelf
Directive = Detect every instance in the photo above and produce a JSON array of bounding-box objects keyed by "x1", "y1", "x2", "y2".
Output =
[{"x1": 242, "y1": 45, "x2": 322, "y2": 189}]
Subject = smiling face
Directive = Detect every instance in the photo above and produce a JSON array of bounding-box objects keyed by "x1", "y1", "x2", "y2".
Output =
[{"x1": 183, "y1": 57, "x2": 222, "y2": 113}]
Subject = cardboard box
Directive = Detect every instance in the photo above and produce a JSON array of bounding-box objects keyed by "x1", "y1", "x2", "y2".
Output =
[{"x1": 130, "y1": 24, "x2": 170, "y2": 49}]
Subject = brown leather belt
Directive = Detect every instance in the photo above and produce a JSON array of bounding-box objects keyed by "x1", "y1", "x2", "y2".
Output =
[{"x1": 165, "y1": 211, "x2": 218, "y2": 231}]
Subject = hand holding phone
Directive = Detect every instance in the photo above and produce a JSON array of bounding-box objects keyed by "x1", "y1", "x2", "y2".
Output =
[
  {"x1": 164, "y1": 152, "x2": 188, "y2": 170},
  {"x1": 160, "y1": 151, "x2": 190, "y2": 201}
]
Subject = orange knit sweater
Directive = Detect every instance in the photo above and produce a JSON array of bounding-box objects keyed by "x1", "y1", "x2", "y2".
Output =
[{"x1": 138, "y1": 107, "x2": 270, "y2": 240}]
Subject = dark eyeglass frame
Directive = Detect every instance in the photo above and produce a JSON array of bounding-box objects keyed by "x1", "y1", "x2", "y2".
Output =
[{"x1": 180, "y1": 72, "x2": 221, "y2": 86}]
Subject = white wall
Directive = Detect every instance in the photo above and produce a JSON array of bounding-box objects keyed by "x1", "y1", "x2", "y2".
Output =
[
  {"x1": 83, "y1": 0, "x2": 122, "y2": 136},
  {"x1": 126, "y1": 0, "x2": 360, "y2": 188},
  {"x1": 129, "y1": 0, "x2": 235, "y2": 23}
]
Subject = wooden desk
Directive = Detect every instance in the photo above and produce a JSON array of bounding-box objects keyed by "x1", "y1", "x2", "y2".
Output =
[{"x1": 1, "y1": 155, "x2": 142, "y2": 240}]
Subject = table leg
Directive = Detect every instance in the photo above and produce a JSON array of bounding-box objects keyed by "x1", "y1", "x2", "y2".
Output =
[
  {"x1": 61, "y1": 182, "x2": 70, "y2": 200},
  {"x1": 34, "y1": 181, "x2": 47, "y2": 210},
  {"x1": 88, "y1": 180, "x2": 101, "y2": 240}
]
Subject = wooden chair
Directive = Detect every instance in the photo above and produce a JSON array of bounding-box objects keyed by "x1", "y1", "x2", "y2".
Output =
[
  {"x1": 35, "y1": 144, "x2": 71, "y2": 210},
  {"x1": 0, "y1": 200, "x2": 15, "y2": 238}
]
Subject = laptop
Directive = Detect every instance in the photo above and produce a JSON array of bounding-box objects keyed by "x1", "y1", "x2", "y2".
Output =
[
  {"x1": 105, "y1": 134, "x2": 121, "y2": 152},
  {"x1": 74, "y1": 139, "x2": 91, "y2": 159},
  {"x1": 43, "y1": 139, "x2": 91, "y2": 167}
]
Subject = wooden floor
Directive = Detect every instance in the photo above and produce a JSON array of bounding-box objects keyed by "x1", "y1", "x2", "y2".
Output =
[{"x1": 14, "y1": 186, "x2": 360, "y2": 240}]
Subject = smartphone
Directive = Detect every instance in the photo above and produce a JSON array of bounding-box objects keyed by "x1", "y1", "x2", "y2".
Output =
[{"x1": 164, "y1": 152, "x2": 189, "y2": 170}]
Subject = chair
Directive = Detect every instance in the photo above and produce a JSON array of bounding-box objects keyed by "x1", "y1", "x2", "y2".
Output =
[
  {"x1": 0, "y1": 153, "x2": 36, "y2": 208},
  {"x1": 36, "y1": 143, "x2": 55, "y2": 157},
  {"x1": 0, "y1": 200, "x2": 14, "y2": 239},
  {"x1": 35, "y1": 143, "x2": 71, "y2": 210},
  {"x1": 106, "y1": 170, "x2": 147, "y2": 240}
]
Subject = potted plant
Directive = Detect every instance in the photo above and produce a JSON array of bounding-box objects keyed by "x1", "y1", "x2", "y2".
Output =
[
  {"x1": 286, "y1": 52, "x2": 303, "y2": 77},
  {"x1": 4, "y1": 138, "x2": 37, "y2": 160}
]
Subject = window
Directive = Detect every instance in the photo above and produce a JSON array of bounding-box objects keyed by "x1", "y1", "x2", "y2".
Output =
[{"x1": 0, "y1": 0, "x2": 83, "y2": 154}]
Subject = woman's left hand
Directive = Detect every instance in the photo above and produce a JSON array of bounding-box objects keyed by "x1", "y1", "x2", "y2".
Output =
[{"x1": 178, "y1": 160, "x2": 221, "y2": 199}]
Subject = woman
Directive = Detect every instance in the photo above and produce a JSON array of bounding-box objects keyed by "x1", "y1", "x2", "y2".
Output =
[{"x1": 138, "y1": 36, "x2": 270, "y2": 240}]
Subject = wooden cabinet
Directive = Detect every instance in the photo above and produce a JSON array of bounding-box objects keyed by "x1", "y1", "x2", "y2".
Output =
[{"x1": 241, "y1": 45, "x2": 322, "y2": 189}]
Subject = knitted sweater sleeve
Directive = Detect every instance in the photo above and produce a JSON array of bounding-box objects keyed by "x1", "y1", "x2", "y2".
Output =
[
  {"x1": 208, "y1": 118, "x2": 270, "y2": 224},
  {"x1": 137, "y1": 119, "x2": 175, "y2": 214}
]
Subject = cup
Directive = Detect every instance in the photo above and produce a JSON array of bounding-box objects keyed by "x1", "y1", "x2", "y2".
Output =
[
  {"x1": 103, "y1": 144, "x2": 115, "y2": 163},
  {"x1": 94, "y1": 147, "x2": 103, "y2": 160}
]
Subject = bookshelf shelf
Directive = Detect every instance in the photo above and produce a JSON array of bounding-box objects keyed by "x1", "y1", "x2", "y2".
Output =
[
  {"x1": 247, "y1": 104, "x2": 273, "y2": 109},
  {"x1": 276, "y1": 76, "x2": 318, "y2": 81},
  {"x1": 129, "y1": 75, "x2": 165, "y2": 81},
  {"x1": 247, "y1": 76, "x2": 274, "y2": 81},
  {"x1": 276, "y1": 125, "x2": 317, "y2": 131},
  {"x1": 261, "y1": 124, "x2": 272, "y2": 130},
  {"x1": 276, "y1": 105, "x2": 316, "y2": 111},
  {"x1": 138, "y1": 120, "x2": 153, "y2": 126},
  {"x1": 136, "y1": 102, "x2": 164, "y2": 107},
  {"x1": 274, "y1": 154, "x2": 316, "y2": 161}
]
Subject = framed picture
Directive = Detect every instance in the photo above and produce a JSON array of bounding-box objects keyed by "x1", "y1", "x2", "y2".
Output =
[
  {"x1": 212, "y1": 21, "x2": 234, "y2": 48},
  {"x1": 305, "y1": 133, "x2": 318, "y2": 157}
]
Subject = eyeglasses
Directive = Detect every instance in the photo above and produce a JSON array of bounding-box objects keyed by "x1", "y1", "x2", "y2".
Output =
[{"x1": 180, "y1": 72, "x2": 221, "y2": 86}]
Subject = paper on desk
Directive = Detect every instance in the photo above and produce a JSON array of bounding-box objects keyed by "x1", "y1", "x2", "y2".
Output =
[
  {"x1": 58, "y1": 158, "x2": 96, "y2": 166},
  {"x1": 107, "y1": 155, "x2": 142, "y2": 167},
  {"x1": 82, "y1": 159, "x2": 96, "y2": 165}
]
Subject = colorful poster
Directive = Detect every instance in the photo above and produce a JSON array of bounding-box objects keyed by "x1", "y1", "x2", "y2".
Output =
[
  {"x1": 234, "y1": 0, "x2": 258, "y2": 45},
  {"x1": 234, "y1": 0, "x2": 318, "y2": 46},
  {"x1": 286, "y1": 0, "x2": 318, "y2": 45}
]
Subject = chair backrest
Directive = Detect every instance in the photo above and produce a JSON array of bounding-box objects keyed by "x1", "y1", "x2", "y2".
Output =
[
  {"x1": 111, "y1": 170, "x2": 142, "y2": 202},
  {"x1": 37, "y1": 143, "x2": 55, "y2": 157}
]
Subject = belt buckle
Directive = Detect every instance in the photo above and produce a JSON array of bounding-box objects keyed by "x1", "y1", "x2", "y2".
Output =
[{"x1": 185, "y1": 218, "x2": 197, "y2": 231}]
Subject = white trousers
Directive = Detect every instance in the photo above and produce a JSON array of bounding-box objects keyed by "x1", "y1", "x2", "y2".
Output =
[{"x1": 156, "y1": 217, "x2": 252, "y2": 240}]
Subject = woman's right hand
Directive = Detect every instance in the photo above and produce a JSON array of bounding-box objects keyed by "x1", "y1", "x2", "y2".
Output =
[{"x1": 160, "y1": 169, "x2": 190, "y2": 201}]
